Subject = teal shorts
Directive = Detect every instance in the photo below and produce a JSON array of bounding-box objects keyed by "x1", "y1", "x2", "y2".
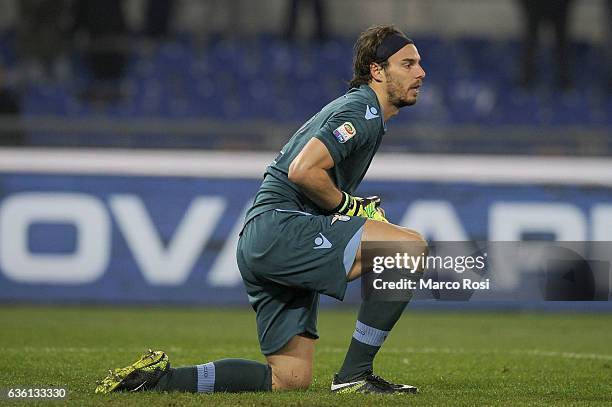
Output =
[{"x1": 236, "y1": 208, "x2": 366, "y2": 355}]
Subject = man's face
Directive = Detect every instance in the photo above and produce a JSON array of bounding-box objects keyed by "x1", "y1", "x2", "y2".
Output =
[{"x1": 383, "y1": 44, "x2": 426, "y2": 108}]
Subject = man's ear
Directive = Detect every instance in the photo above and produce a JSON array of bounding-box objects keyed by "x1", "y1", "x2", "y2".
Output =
[{"x1": 370, "y1": 62, "x2": 385, "y2": 83}]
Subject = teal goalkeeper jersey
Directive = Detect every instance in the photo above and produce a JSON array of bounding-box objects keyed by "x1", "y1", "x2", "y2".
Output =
[{"x1": 244, "y1": 84, "x2": 386, "y2": 224}]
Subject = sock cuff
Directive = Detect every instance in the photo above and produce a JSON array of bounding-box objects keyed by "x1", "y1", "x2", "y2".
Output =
[
  {"x1": 353, "y1": 320, "x2": 389, "y2": 347},
  {"x1": 196, "y1": 362, "x2": 215, "y2": 393}
]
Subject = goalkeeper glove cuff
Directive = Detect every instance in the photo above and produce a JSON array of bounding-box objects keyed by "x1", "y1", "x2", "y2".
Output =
[
  {"x1": 332, "y1": 191, "x2": 352, "y2": 214},
  {"x1": 331, "y1": 191, "x2": 388, "y2": 222}
]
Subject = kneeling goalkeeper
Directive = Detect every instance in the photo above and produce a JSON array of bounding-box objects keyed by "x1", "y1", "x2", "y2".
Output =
[{"x1": 96, "y1": 24, "x2": 427, "y2": 395}]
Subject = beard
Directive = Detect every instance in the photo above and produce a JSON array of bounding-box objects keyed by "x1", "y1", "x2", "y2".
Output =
[{"x1": 386, "y1": 73, "x2": 417, "y2": 108}]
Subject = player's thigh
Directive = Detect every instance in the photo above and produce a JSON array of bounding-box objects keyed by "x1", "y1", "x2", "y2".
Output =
[
  {"x1": 347, "y1": 219, "x2": 427, "y2": 281},
  {"x1": 266, "y1": 334, "x2": 316, "y2": 391},
  {"x1": 362, "y1": 219, "x2": 425, "y2": 243}
]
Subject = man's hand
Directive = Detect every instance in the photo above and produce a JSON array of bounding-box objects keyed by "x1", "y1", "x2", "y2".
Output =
[{"x1": 336, "y1": 192, "x2": 389, "y2": 222}]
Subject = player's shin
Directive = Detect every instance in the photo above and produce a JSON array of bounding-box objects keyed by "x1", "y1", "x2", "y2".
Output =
[
  {"x1": 154, "y1": 359, "x2": 272, "y2": 393},
  {"x1": 337, "y1": 225, "x2": 426, "y2": 382},
  {"x1": 336, "y1": 295, "x2": 413, "y2": 382}
]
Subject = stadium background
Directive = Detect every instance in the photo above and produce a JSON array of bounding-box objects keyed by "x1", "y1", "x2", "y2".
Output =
[{"x1": 0, "y1": 0, "x2": 610, "y2": 308}]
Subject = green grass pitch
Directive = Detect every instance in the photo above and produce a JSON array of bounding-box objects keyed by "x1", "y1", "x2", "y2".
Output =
[{"x1": 0, "y1": 305, "x2": 611, "y2": 406}]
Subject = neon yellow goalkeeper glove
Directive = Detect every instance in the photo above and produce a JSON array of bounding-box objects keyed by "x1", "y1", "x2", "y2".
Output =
[{"x1": 334, "y1": 191, "x2": 389, "y2": 223}]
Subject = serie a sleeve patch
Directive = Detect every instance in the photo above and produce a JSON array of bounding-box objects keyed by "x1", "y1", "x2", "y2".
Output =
[{"x1": 332, "y1": 122, "x2": 357, "y2": 143}]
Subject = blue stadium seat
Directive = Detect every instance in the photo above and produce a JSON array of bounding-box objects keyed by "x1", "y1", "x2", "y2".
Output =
[{"x1": 2, "y1": 33, "x2": 606, "y2": 129}]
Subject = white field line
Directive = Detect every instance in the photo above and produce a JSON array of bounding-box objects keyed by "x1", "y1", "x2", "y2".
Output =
[
  {"x1": 3, "y1": 346, "x2": 612, "y2": 362},
  {"x1": 319, "y1": 347, "x2": 612, "y2": 362},
  {"x1": 0, "y1": 148, "x2": 611, "y2": 186}
]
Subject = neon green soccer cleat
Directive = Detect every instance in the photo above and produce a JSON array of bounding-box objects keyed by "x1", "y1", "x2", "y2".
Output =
[{"x1": 95, "y1": 349, "x2": 170, "y2": 394}]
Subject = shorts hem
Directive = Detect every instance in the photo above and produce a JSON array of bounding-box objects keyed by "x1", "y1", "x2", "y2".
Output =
[{"x1": 260, "y1": 327, "x2": 319, "y2": 356}]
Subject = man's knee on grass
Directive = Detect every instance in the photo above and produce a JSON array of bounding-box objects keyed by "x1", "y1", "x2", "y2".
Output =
[
  {"x1": 266, "y1": 335, "x2": 315, "y2": 391},
  {"x1": 270, "y1": 364, "x2": 312, "y2": 391}
]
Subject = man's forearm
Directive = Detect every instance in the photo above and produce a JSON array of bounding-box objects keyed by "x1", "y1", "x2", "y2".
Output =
[
  {"x1": 291, "y1": 168, "x2": 343, "y2": 212},
  {"x1": 291, "y1": 168, "x2": 389, "y2": 222}
]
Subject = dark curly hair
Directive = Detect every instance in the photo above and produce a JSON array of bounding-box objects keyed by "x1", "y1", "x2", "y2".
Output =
[{"x1": 349, "y1": 25, "x2": 410, "y2": 88}]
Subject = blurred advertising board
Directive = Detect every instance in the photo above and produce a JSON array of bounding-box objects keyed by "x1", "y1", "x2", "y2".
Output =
[{"x1": 0, "y1": 149, "x2": 610, "y2": 307}]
